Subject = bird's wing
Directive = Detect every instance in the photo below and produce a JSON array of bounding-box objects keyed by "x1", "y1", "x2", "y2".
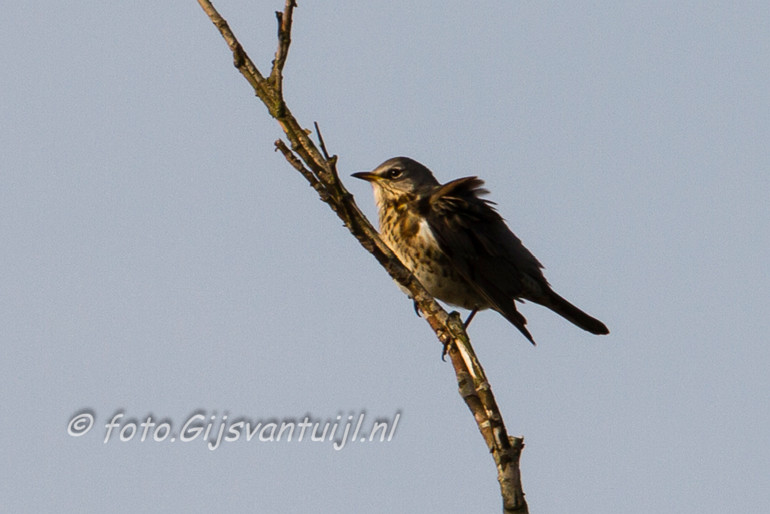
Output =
[{"x1": 423, "y1": 177, "x2": 547, "y2": 344}]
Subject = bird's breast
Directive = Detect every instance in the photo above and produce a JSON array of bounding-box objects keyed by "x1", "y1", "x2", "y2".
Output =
[{"x1": 378, "y1": 205, "x2": 488, "y2": 310}]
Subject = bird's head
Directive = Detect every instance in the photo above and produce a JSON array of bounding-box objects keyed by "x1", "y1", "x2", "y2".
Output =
[{"x1": 352, "y1": 157, "x2": 440, "y2": 208}]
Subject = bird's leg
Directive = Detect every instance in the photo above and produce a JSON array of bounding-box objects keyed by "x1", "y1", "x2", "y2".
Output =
[{"x1": 463, "y1": 308, "x2": 478, "y2": 328}]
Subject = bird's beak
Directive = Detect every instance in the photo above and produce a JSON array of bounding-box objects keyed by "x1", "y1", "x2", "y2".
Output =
[{"x1": 351, "y1": 171, "x2": 379, "y2": 182}]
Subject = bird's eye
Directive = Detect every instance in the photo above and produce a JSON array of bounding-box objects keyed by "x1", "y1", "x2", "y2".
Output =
[{"x1": 387, "y1": 168, "x2": 403, "y2": 179}]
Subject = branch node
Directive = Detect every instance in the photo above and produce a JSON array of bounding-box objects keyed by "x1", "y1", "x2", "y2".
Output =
[{"x1": 233, "y1": 46, "x2": 245, "y2": 68}]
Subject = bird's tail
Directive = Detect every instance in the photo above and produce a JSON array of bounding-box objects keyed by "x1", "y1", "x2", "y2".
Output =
[
  {"x1": 535, "y1": 290, "x2": 609, "y2": 335},
  {"x1": 493, "y1": 302, "x2": 537, "y2": 345}
]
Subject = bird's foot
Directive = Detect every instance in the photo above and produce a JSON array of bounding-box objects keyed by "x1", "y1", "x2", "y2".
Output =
[
  {"x1": 441, "y1": 311, "x2": 467, "y2": 361},
  {"x1": 441, "y1": 338, "x2": 452, "y2": 361}
]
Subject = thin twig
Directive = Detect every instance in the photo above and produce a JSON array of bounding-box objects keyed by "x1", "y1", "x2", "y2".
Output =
[{"x1": 314, "y1": 122, "x2": 332, "y2": 161}]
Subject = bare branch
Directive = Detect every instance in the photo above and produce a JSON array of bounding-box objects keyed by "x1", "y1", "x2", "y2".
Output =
[
  {"x1": 274, "y1": 140, "x2": 329, "y2": 203},
  {"x1": 196, "y1": 0, "x2": 273, "y2": 105},
  {"x1": 198, "y1": 3, "x2": 528, "y2": 511}
]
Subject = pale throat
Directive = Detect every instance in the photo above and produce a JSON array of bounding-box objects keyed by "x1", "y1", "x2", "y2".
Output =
[{"x1": 372, "y1": 185, "x2": 396, "y2": 212}]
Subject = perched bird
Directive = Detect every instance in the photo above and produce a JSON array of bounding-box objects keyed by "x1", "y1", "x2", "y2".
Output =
[{"x1": 352, "y1": 157, "x2": 609, "y2": 344}]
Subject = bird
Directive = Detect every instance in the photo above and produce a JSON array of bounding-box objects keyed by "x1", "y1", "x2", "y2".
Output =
[{"x1": 352, "y1": 156, "x2": 609, "y2": 344}]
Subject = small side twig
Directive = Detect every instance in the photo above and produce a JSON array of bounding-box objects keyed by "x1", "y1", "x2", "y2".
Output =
[{"x1": 314, "y1": 121, "x2": 332, "y2": 161}]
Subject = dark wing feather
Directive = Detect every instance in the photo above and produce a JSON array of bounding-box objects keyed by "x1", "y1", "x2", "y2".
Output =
[
  {"x1": 424, "y1": 177, "x2": 547, "y2": 344},
  {"x1": 425, "y1": 177, "x2": 609, "y2": 338}
]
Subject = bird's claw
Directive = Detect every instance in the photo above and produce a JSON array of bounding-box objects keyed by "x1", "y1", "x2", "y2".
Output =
[{"x1": 441, "y1": 340, "x2": 452, "y2": 361}]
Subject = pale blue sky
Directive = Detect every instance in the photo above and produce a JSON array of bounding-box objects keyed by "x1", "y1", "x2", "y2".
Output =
[{"x1": 2, "y1": 2, "x2": 769, "y2": 512}]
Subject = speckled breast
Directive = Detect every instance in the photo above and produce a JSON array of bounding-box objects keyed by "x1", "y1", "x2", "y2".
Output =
[{"x1": 379, "y1": 205, "x2": 489, "y2": 311}]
